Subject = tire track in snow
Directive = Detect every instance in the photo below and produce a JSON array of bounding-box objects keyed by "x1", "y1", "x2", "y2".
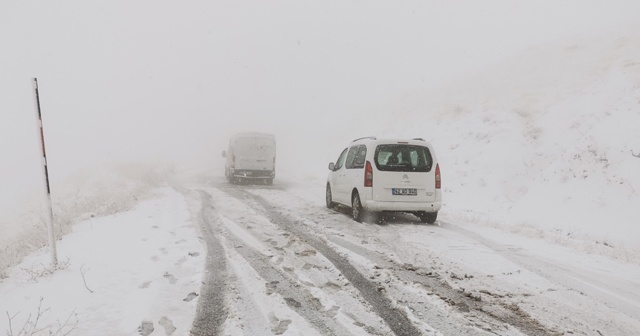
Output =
[
  {"x1": 218, "y1": 185, "x2": 427, "y2": 336},
  {"x1": 439, "y1": 221, "x2": 640, "y2": 324},
  {"x1": 314, "y1": 216, "x2": 558, "y2": 335},
  {"x1": 325, "y1": 235, "x2": 557, "y2": 336},
  {"x1": 190, "y1": 191, "x2": 229, "y2": 336},
  {"x1": 240, "y1": 186, "x2": 562, "y2": 336},
  {"x1": 203, "y1": 188, "x2": 366, "y2": 336}
]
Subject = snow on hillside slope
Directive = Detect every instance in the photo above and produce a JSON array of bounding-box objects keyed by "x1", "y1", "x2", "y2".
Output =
[{"x1": 362, "y1": 27, "x2": 640, "y2": 249}]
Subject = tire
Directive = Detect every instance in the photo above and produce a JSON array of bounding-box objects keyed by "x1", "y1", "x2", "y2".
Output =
[
  {"x1": 351, "y1": 192, "x2": 365, "y2": 223},
  {"x1": 418, "y1": 211, "x2": 438, "y2": 224},
  {"x1": 265, "y1": 178, "x2": 273, "y2": 185},
  {"x1": 326, "y1": 184, "x2": 336, "y2": 209}
]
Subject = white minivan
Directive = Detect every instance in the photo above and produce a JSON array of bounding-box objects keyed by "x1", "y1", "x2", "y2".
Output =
[
  {"x1": 223, "y1": 132, "x2": 276, "y2": 184},
  {"x1": 326, "y1": 137, "x2": 441, "y2": 223}
]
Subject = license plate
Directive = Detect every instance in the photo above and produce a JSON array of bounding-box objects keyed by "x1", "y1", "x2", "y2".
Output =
[{"x1": 392, "y1": 188, "x2": 417, "y2": 196}]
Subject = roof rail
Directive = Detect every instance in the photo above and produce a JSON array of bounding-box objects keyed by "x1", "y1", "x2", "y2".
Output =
[
  {"x1": 412, "y1": 138, "x2": 425, "y2": 141},
  {"x1": 352, "y1": 136, "x2": 377, "y2": 142}
]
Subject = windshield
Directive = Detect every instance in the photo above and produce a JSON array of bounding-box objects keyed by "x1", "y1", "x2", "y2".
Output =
[{"x1": 374, "y1": 144, "x2": 433, "y2": 172}]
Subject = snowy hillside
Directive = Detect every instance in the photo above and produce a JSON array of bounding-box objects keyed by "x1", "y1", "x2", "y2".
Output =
[{"x1": 356, "y1": 27, "x2": 640, "y2": 249}]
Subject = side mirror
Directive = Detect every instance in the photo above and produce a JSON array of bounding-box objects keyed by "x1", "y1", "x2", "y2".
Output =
[
  {"x1": 222, "y1": 150, "x2": 226, "y2": 158},
  {"x1": 328, "y1": 162, "x2": 335, "y2": 171}
]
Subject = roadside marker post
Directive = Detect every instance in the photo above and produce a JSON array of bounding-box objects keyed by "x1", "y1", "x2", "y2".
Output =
[{"x1": 32, "y1": 78, "x2": 58, "y2": 268}]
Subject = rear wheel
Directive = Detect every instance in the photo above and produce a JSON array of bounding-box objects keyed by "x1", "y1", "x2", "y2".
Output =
[
  {"x1": 326, "y1": 184, "x2": 336, "y2": 209},
  {"x1": 352, "y1": 193, "x2": 365, "y2": 223},
  {"x1": 228, "y1": 175, "x2": 237, "y2": 184},
  {"x1": 417, "y1": 211, "x2": 438, "y2": 224}
]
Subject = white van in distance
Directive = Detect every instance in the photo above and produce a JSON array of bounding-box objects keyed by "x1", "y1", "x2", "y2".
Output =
[
  {"x1": 326, "y1": 137, "x2": 441, "y2": 223},
  {"x1": 223, "y1": 132, "x2": 276, "y2": 184}
]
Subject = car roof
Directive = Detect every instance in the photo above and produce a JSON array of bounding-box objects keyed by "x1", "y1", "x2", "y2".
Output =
[
  {"x1": 350, "y1": 137, "x2": 434, "y2": 147},
  {"x1": 231, "y1": 132, "x2": 275, "y2": 140}
]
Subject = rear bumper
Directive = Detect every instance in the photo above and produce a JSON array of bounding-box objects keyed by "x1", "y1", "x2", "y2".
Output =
[
  {"x1": 363, "y1": 200, "x2": 441, "y2": 213},
  {"x1": 231, "y1": 169, "x2": 275, "y2": 179}
]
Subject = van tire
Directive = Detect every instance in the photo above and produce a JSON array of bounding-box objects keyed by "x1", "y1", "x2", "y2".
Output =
[
  {"x1": 352, "y1": 193, "x2": 365, "y2": 223},
  {"x1": 418, "y1": 211, "x2": 437, "y2": 224},
  {"x1": 326, "y1": 184, "x2": 336, "y2": 209}
]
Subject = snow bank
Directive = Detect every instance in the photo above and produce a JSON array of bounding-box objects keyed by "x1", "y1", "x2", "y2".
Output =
[{"x1": 0, "y1": 163, "x2": 174, "y2": 278}]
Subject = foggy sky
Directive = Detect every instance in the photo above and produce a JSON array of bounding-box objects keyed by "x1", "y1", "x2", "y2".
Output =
[{"x1": 2, "y1": 0, "x2": 639, "y2": 216}]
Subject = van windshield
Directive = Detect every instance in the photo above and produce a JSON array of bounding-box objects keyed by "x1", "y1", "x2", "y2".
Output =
[{"x1": 374, "y1": 144, "x2": 433, "y2": 172}]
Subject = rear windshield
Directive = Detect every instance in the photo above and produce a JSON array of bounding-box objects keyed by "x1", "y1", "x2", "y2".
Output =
[{"x1": 374, "y1": 144, "x2": 433, "y2": 172}]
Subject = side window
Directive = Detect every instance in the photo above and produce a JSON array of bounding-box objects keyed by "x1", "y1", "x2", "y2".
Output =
[
  {"x1": 345, "y1": 145, "x2": 367, "y2": 169},
  {"x1": 353, "y1": 145, "x2": 367, "y2": 169},
  {"x1": 344, "y1": 146, "x2": 359, "y2": 169},
  {"x1": 333, "y1": 148, "x2": 348, "y2": 170},
  {"x1": 376, "y1": 150, "x2": 393, "y2": 166}
]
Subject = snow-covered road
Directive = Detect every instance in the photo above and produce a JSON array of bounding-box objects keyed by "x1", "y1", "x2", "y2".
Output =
[
  {"x1": 185, "y1": 177, "x2": 640, "y2": 336},
  {"x1": 2, "y1": 178, "x2": 638, "y2": 336}
]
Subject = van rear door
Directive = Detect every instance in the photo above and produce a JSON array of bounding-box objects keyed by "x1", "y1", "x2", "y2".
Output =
[
  {"x1": 372, "y1": 144, "x2": 437, "y2": 203},
  {"x1": 234, "y1": 134, "x2": 276, "y2": 171}
]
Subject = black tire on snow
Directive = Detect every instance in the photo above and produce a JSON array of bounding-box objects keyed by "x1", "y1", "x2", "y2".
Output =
[
  {"x1": 352, "y1": 193, "x2": 365, "y2": 223},
  {"x1": 326, "y1": 184, "x2": 336, "y2": 209},
  {"x1": 418, "y1": 211, "x2": 438, "y2": 224}
]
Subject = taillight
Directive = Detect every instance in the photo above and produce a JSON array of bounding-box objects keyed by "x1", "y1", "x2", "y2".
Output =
[
  {"x1": 435, "y1": 163, "x2": 441, "y2": 189},
  {"x1": 364, "y1": 161, "x2": 373, "y2": 187}
]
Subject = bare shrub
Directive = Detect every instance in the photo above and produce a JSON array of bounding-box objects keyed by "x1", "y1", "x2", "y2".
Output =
[
  {"x1": 20, "y1": 259, "x2": 70, "y2": 284},
  {"x1": 5, "y1": 298, "x2": 78, "y2": 336}
]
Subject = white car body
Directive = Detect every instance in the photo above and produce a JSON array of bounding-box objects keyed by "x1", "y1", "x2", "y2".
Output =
[
  {"x1": 223, "y1": 132, "x2": 276, "y2": 184},
  {"x1": 326, "y1": 137, "x2": 441, "y2": 223}
]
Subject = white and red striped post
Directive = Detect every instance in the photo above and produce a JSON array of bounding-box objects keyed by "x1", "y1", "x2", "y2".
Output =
[{"x1": 32, "y1": 78, "x2": 58, "y2": 267}]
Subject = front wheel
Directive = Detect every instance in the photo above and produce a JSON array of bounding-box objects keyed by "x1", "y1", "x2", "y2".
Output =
[
  {"x1": 326, "y1": 184, "x2": 336, "y2": 209},
  {"x1": 351, "y1": 193, "x2": 365, "y2": 223},
  {"x1": 417, "y1": 211, "x2": 438, "y2": 224}
]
